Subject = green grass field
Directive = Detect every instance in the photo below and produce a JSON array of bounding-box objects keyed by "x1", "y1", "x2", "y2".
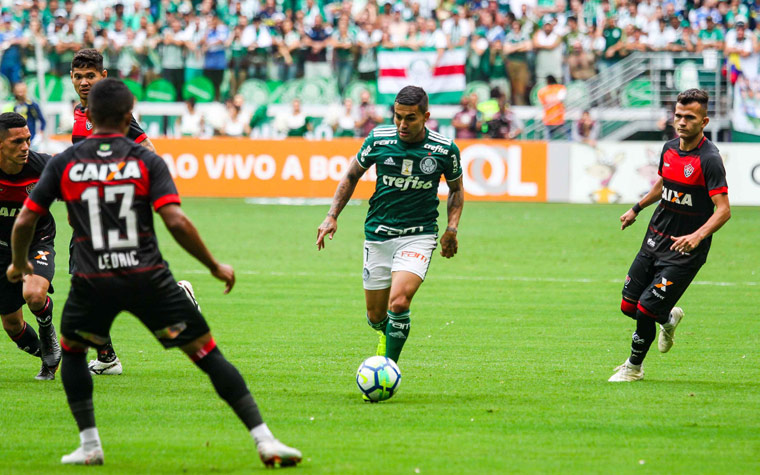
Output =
[{"x1": 1, "y1": 199, "x2": 758, "y2": 474}]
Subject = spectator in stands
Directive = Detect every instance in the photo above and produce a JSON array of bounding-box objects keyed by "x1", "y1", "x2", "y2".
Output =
[
  {"x1": 325, "y1": 97, "x2": 359, "y2": 137},
  {"x1": 227, "y1": 21, "x2": 249, "y2": 95},
  {"x1": 303, "y1": 14, "x2": 332, "y2": 79},
  {"x1": 534, "y1": 16, "x2": 563, "y2": 83},
  {"x1": 22, "y1": 19, "x2": 50, "y2": 78},
  {"x1": 52, "y1": 13, "x2": 81, "y2": 76},
  {"x1": 725, "y1": 17, "x2": 755, "y2": 81},
  {"x1": 183, "y1": 13, "x2": 207, "y2": 83},
  {"x1": 219, "y1": 94, "x2": 250, "y2": 137},
  {"x1": 330, "y1": 17, "x2": 355, "y2": 94},
  {"x1": 571, "y1": 110, "x2": 599, "y2": 147},
  {"x1": 355, "y1": 90, "x2": 384, "y2": 137},
  {"x1": 485, "y1": 97, "x2": 523, "y2": 139},
  {"x1": 0, "y1": 13, "x2": 24, "y2": 85},
  {"x1": 625, "y1": 25, "x2": 651, "y2": 53},
  {"x1": 537, "y1": 75, "x2": 567, "y2": 140},
  {"x1": 274, "y1": 98, "x2": 311, "y2": 136},
  {"x1": 243, "y1": 14, "x2": 273, "y2": 81},
  {"x1": 356, "y1": 21, "x2": 381, "y2": 81},
  {"x1": 6, "y1": 82, "x2": 46, "y2": 145},
  {"x1": 203, "y1": 14, "x2": 228, "y2": 101},
  {"x1": 697, "y1": 16, "x2": 725, "y2": 52},
  {"x1": 504, "y1": 19, "x2": 532, "y2": 105},
  {"x1": 600, "y1": 15, "x2": 627, "y2": 69},
  {"x1": 274, "y1": 18, "x2": 301, "y2": 82},
  {"x1": 443, "y1": 8, "x2": 470, "y2": 48},
  {"x1": 452, "y1": 93, "x2": 481, "y2": 139},
  {"x1": 161, "y1": 18, "x2": 186, "y2": 98},
  {"x1": 176, "y1": 97, "x2": 205, "y2": 138}
]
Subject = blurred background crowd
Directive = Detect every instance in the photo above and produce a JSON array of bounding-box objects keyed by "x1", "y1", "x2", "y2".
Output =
[{"x1": 0, "y1": 0, "x2": 756, "y2": 139}]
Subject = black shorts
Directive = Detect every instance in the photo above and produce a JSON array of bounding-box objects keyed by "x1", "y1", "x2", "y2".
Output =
[
  {"x1": 0, "y1": 243, "x2": 56, "y2": 315},
  {"x1": 622, "y1": 250, "x2": 701, "y2": 319},
  {"x1": 60, "y1": 270, "x2": 210, "y2": 349}
]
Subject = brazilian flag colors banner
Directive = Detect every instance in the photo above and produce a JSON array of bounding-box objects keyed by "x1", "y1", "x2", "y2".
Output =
[{"x1": 377, "y1": 48, "x2": 466, "y2": 105}]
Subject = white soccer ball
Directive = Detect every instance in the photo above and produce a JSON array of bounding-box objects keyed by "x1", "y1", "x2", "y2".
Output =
[{"x1": 355, "y1": 356, "x2": 401, "y2": 402}]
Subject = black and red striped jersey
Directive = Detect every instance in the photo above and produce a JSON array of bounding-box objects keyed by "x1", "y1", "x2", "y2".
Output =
[
  {"x1": 72, "y1": 104, "x2": 147, "y2": 145},
  {"x1": 0, "y1": 151, "x2": 55, "y2": 256},
  {"x1": 26, "y1": 134, "x2": 180, "y2": 283},
  {"x1": 642, "y1": 136, "x2": 728, "y2": 267}
]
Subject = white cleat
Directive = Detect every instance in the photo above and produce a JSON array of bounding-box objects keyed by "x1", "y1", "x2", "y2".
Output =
[
  {"x1": 177, "y1": 280, "x2": 201, "y2": 311},
  {"x1": 88, "y1": 357, "x2": 123, "y2": 375},
  {"x1": 61, "y1": 446, "x2": 104, "y2": 465},
  {"x1": 257, "y1": 439, "x2": 302, "y2": 468},
  {"x1": 608, "y1": 360, "x2": 644, "y2": 382},
  {"x1": 658, "y1": 307, "x2": 684, "y2": 353}
]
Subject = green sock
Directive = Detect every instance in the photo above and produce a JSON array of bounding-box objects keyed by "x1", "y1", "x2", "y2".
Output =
[
  {"x1": 385, "y1": 310, "x2": 410, "y2": 363},
  {"x1": 366, "y1": 313, "x2": 387, "y2": 332}
]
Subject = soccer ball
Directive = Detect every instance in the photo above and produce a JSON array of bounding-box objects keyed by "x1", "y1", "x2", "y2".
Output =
[{"x1": 355, "y1": 356, "x2": 401, "y2": 402}]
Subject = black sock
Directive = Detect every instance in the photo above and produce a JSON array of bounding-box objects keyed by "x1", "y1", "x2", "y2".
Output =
[
  {"x1": 12, "y1": 322, "x2": 41, "y2": 357},
  {"x1": 97, "y1": 339, "x2": 117, "y2": 363},
  {"x1": 61, "y1": 349, "x2": 96, "y2": 430},
  {"x1": 31, "y1": 296, "x2": 53, "y2": 327},
  {"x1": 194, "y1": 346, "x2": 263, "y2": 430},
  {"x1": 629, "y1": 312, "x2": 657, "y2": 366}
]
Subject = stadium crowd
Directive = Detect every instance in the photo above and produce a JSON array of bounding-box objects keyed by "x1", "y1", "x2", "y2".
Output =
[{"x1": 0, "y1": 0, "x2": 755, "y2": 138}]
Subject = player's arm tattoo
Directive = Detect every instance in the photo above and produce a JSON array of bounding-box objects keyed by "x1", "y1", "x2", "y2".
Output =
[
  {"x1": 139, "y1": 137, "x2": 157, "y2": 152},
  {"x1": 327, "y1": 159, "x2": 367, "y2": 219},
  {"x1": 445, "y1": 176, "x2": 464, "y2": 229}
]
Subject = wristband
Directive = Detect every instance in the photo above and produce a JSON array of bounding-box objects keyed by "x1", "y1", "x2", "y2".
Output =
[
  {"x1": 445, "y1": 226, "x2": 458, "y2": 233},
  {"x1": 632, "y1": 203, "x2": 642, "y2": 213}
]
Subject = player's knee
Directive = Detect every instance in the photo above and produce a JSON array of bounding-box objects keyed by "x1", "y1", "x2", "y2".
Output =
[
  {"x1": 388, "y1": 296, "x2": 411, "y2": 315},
  {"x1": 23, "y1": 289, "x2": 47, "y2": 311},
  {"x1": 620, "y1": 298, "x2": 637, "y2": 319},
  {"x1": 366, "y1": 310, "x2": 387, "y2": 324}
]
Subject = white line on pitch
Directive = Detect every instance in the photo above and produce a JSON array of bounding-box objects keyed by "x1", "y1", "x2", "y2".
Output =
[{"x1": 173, "y1": 269, "x2": 758, "y2": 287}]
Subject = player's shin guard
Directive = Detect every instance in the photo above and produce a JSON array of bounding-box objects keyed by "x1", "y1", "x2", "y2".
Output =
[
  {"x1": 620, "y1": 298, "x2": 637, "y2": 320},
  {"x1": 191, "y1": 340, "x2": 264, "y2": 430},
  {"x1": 61, "y1": 345, "x2": 96, "y2": 431},
  {"x1": 629, "y1": 310, "x2": 657, "y2": 366},
  {"x1": 385, "y1": 310, "x2": 410, "y2": 363},
  {"x1": 11, "y1": 321, "x2": 41, "y2": 357}
]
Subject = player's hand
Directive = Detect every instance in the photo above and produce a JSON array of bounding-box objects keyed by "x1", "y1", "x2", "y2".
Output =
[
  {"x1": 316, "y1": 216, "x2": 337, "y2": 250},
  {"x1": 211, "y1": 263, "x2": 235, "y2": 294},
  {"x1": 620, "y1": 209, "x2": 638, "y2": 230},
  {"x1": 440, "y1": 229, "x2": 458, "y2": 258},
  {"x1": 670, "y1": 233, "x2": 701, "y2": 254},
  {"x1": 6, "y1": 261, "x2": 33, "y2": 283}
]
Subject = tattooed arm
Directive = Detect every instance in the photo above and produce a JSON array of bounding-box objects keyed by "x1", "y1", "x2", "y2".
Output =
[
  {"x1": 139, "y1": 137, "x2": 157, "y2": 152},
  {"x1": 316, "y1": 158, "x2": 367, "y2": 250},
  {"x1": 440, "y1": 176, "x2": 464, "y2": 258}
]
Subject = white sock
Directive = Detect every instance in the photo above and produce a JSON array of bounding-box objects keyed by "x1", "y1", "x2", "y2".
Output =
[
  {"x1": 80, "y1": 427, "x2": 101, "y2": 450},
  {"x1": 250, "y1": 423, "x2": 274, "y2": 446}
]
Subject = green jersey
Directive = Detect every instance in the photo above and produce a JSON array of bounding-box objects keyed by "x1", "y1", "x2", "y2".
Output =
[{"x1": 356, "y1": 126, "x2": 462, "y2": 242}]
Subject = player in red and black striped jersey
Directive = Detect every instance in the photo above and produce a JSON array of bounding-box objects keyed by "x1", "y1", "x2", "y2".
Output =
[
  {"x1": 609, "y1": 89, "x2": 731, "y2": 382},
  {"x1": 8, "y1": 79, "x2": 301, "y2": 467},
  {"x1": 70, "y1": 48, "x2": 157, "y2": 374},
  {"x1": 0, "y1": 112, "x2": 60, "y2": 380}
]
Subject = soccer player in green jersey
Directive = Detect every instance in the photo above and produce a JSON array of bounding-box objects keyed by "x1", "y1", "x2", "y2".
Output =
[{"x1": 316, "y1": 86, "x2": 464, "y2": 367}]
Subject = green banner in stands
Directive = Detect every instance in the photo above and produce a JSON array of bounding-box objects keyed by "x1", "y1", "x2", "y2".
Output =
[
  {"x1": 238, "y1": 79, "x2": 270, "y2": 104},
  {"x1": 145, "y1": 79, "x2": 177, "y2": 102},
  {"x1": 0, "y1": 75, "x2": 10, "y2": 101},
  {"x1": 621, "y1": 78, "x2": 653, "y2": 107},
  {"x1": 182, "y1": 76, "x2": 215, "y2": 102},
  {"x1": 25, "y1": 74, "x2": 64, "y2": 102},
  {"x1": 122, "y1": 78, "x2": 144, "y2": 101}
]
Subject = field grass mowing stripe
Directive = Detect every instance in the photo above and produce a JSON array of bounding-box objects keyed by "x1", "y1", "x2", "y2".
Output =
[{"x1": 174, "y1": 268, "x2": 759, "y2": 287}]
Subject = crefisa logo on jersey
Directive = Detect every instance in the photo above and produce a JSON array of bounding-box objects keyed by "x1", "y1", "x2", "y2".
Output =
[{"x1": 684, "y1": 164, "x2": 695, "y2": 178}]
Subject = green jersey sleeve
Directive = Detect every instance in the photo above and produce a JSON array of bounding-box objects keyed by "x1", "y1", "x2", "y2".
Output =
[
  {"x1": 356, "y1": 132, "x2": 376, "y2": 169},
  {"x1": 443, "y1": 141, "x2": 463, "y2": 181}
]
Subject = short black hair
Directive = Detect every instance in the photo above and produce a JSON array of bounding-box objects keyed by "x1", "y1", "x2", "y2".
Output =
[
  {"x1": 88, "y1": 78, "x2": 134, "y2": 128},
  {"x1": 677, "y1": 88, "x2": 709, "y2": 114},
  {"x1": 71, "y1": 48, "x2": 104, "y2": 71},
  {"x1": 546, "y1": 75, "x2": 558, "y2": 85},
  {"x1": 394, "y1": 86, "x2": 428, "y2": 113},
  {"x1": 0, "y1": 112, "x2": 28, "y2": 138}
]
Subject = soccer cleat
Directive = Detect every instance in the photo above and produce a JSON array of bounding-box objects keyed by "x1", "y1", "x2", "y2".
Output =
[
  {"x1": 39, "y1": 322, "x2": 61, "y2": 369},
  {"x1": 88, "y1": 357, "x2": 123, "y2": 375},
  {"x1": 61, "y1": 446, "x2": 104, "y2": 465},
  {"x1": 375, "y1": 331, "x2": 386, "y2": 357},
  {"x1": 608, "y1": 360, "x2": 644, "y2": 382},
  {"x1": 257, "y1": 439, "x2": 302, "y2": 468},
  {"x1": 35, "y1": 362, "x2": 56, "y2": 380},
  {"x1": 177, "y1": 280, "x2": 201, "y2": 311},
  {"x1": 658, "y1": 307, "x2": 684, "y2": 353}
]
